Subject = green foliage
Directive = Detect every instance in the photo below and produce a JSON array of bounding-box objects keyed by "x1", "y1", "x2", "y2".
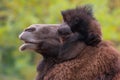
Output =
[{"x1": 0, "y1": 0, "x2": 120, "y2": 80}]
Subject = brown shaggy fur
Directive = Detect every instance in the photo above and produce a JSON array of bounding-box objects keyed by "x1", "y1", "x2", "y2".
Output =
[
  {"x1": 35, "y1": 5, "x2": 120, "y2": 80},
  {"x1": 43, "y1": 42, "x2": 120, "y2": 80}
]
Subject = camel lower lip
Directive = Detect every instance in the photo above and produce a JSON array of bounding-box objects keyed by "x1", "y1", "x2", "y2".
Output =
[{"x1": 19, "y1": 44, "x2": 27, "y2": 51}]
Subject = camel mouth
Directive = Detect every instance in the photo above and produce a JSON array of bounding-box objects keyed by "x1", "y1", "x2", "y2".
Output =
[
  {"x1": 23, "y1": 41, "x2": 38, "y2": 44},
  {"x1": 19, "y1": 40, "x2": 39, "y2": 52}
]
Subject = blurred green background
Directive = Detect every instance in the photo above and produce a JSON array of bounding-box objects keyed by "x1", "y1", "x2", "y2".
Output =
[{"x1": 0, "y1": 0, "x2": 120, "y2": 80}]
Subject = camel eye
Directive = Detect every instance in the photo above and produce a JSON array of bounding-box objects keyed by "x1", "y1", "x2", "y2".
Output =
[
  {"x1": 58, "y1": 27, "x2": 71, "y2": 36},
  {"x1": 41, "y1": 27, "x2": 49, "y2": 34}
]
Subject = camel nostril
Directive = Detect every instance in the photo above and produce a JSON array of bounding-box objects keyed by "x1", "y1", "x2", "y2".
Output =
[
  {"x1": 19, "y1": 34, "x2": 23, "y2": 40},
  {"x1": 24, "y1": 27, "x2": 36, "y2": 32}
]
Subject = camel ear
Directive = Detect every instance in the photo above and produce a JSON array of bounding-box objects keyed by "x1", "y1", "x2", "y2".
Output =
[
  {"x1": 61, "y1": 10, "x2": 72, "y2": 22},
  {"x1": 85, "y1": 32, "x2": 102, "y2": 46},
  {"x1": 61, "y1": 11, "x2": 66, "y2": 21}
]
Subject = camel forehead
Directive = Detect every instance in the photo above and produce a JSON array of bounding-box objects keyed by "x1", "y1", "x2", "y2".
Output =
[
  {"x1": 25, "y1": 24, "x2": 61, "y2": 39},
  {"x1": 28, "y1": 24, "x2": 60, "y2": 31}
]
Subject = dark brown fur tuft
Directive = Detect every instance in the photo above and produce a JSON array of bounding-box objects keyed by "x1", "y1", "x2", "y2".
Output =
[{"x1": 61, "y1": 5, "x2": 102, "y2": 46}]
